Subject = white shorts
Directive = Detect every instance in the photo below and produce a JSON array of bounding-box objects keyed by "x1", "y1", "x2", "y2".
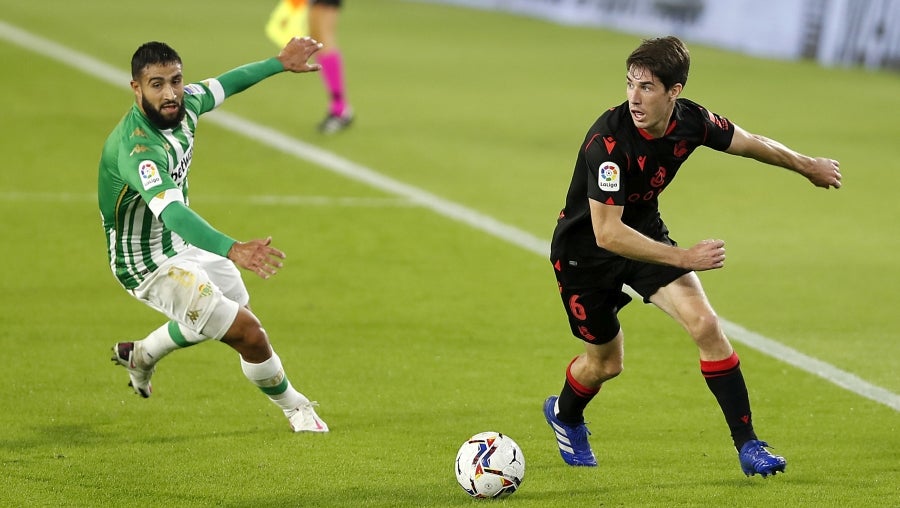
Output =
[{"x1": 129, "y1": 247, "x2": 249, "y2": 340}]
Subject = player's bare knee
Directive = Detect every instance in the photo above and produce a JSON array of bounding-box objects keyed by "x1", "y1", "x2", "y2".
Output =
[
  {"x1": 223, "y1": 311, "x2": 270, "y2": 350},
  {"x1": 243, "y1": 324, "x2": 270, "y2": 351},
  {"x1": 600, "y1": 361, "x2": 624, "y2": 381},
  {"x1": 687, "y1": 311, "x2": 721, "y2": 341},
  {"x1": 585, "y1": 357, "x2": 623, "y2": 383}
]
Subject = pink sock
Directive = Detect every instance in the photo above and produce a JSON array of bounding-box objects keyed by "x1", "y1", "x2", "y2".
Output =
[{"x1": 318, "y1": 51, "x2": 348, "y2": 116}]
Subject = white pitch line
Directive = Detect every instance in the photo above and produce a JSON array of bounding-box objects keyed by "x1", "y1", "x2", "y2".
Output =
[{"x1": 2, "y1": 19, "x2": 896, "y2": 411}]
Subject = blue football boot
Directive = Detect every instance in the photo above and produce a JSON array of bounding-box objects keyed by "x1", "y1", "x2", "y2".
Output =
[
  {"x1": 739, "y1": 440, "x2": 787, "y2": 477},
  {"x1": 543, "y1": 396, "x2": 597, "y2": 467}
]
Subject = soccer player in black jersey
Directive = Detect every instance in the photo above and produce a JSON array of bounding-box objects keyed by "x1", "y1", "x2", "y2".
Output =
[{"x1": 543, "y1": 36, "x2": 842, "y2": 476}]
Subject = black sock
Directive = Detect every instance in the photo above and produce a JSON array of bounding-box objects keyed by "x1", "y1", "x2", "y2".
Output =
[
  {"x1": 556, "y1": 357, "x2": 600, "y2": 425},
  {"x1": 701, "y1": 352, "x2": 758, "y2": 450}
]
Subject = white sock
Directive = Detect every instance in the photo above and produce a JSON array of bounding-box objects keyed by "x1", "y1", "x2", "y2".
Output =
[
  {"x1": 240, "y1": 352, "x2": 308, "y2": 412},
  {"x1": 139, "y1": 321, "x2": 207, "y2": 366}
]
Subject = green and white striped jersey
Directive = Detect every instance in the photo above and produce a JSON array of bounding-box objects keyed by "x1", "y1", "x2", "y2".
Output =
[{"x1": 98, "y1": 79, "x2": 225, "y2": 290}]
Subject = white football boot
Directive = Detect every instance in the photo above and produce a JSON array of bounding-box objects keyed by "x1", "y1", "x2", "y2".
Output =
[
  {"x1": 111, "y1": 341, "x2": 154, "y2": 398},
  {"x1": 287, "y1": 402, "x2": 329, "y2": 433}
]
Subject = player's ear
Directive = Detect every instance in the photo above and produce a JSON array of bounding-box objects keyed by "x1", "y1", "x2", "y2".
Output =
[
  {"x1": 130, "y1": 80, "x2": 142, "y2": 101},
  {"x1": 669, "y1": 83, "x2": 683, "y2": 101}
]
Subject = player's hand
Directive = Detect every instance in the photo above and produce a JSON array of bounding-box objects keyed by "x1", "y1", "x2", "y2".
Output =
[
  {"x1": 683, "y1": 239, "x2": 726, "y2": 271},
  {"x1": 806, "y1": 157, "x2": 842, "y2": 189},
  {"x1": 227, "y1": 237, "x2": 286, "y2": 279},
  {"x1": 277, "y1": 36, "x2": 323, "y2": 73}
]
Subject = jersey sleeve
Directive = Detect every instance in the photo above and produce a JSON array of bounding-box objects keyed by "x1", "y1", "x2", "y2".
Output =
[
  {"x1": 583, "y1": 133, "x2": 630, "y2": 206},
  {"x1": 116, "y1": 141, "x2": 184, "y2": 218},
  {"x1": 697, "y1": 105, "x2": 735, "y2": 151},
  {"x1": 160, "y1": 201, "x2": 235, "y2": 257},
  {"x1": 180, "y1": 58, "x2": 285, "y2": 116},
  {"x1": 183, "y1": 79, "x2": 224, "y2": 116},
  {"x1": 216, "y1": 58, "x2": 285, "y2": 99}
]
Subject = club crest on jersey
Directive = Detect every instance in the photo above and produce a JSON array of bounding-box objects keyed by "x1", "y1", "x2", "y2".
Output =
[
  {"x1": 598, "y1": 162, "x2": 620, "y2": 192},
  {"x1": 138, "y1": 160, "x2": 163, "y2": 190}
]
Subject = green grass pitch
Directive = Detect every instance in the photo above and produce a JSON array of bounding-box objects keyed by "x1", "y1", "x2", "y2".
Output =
[{"x1": 0, "y1": 1, "x2": 898, "y2": 506}]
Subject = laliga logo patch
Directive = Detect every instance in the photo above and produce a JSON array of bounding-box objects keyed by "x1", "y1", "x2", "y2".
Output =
[
  {"x1": 598, "y1": 162, "x2": 620, "y2": 191},
  {"x1": 184, "y1": 83, "x2": 205, "y2": 96},
  {"x1": 138, "y1": 160, "x2": 163, "y2": 190}
]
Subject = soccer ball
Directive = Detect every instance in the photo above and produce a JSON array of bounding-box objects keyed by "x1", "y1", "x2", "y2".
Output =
[{"x1": 454, "y1": 432, "x2": 525, "y2": 499}]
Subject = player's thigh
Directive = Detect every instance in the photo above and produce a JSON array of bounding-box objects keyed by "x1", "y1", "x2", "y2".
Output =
[
  {"x1": 131, "y1": 252, "x2": 240, "y2": 339},
  {"x1": 648, "y1": 272, "x2": 717, "y2": 333},
  {"x1": 196, "y1": 250, "x2": 250, "y2": 307},
  {"x1": 626, "y1": 259, "x2": 691, "y2": 303}
]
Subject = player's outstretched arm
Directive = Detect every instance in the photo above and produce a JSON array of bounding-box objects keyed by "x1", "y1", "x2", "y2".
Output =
[
  {"x1": 726, "y1": 124, "x2": 842, "y2": 189},
  {"x1": 227, "y1": 237, "x2": 286, "y2": 279},
  {"x1": 213, "y1": 37, "x2": 322, "y2": 99}
]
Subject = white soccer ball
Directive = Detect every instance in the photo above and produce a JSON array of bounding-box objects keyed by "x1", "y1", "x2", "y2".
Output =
[{"x1": 454, "y1": 431, "x2": 525, "y2": 499}]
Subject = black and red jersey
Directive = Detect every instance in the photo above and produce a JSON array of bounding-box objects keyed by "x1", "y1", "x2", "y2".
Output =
[{"x1": 551, "y1": 98, "x2": 735, "y2": 264}]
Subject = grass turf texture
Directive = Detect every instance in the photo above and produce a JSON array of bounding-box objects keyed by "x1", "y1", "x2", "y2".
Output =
[{"x1": 0, "y1": 0, "x2": 898, "y2": 506}]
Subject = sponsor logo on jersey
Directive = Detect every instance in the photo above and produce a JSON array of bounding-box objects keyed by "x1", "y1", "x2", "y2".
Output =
[
  {"x1": 184, "y1": 83, "x2": 206, "y2": 96},
  {"x1": 169, "y1": 146, "x2": 193, "y2": 186},
  {"x1": 138, "y1": 160, "x2": 163, "y2": 190},
  {"x1": 598, "y1": 161, "x2": 620, "y2": 192},
  {"x1": 674, "y1": 139, "x2": 689, "y2": 158},
  {"x1": 130, "y1": 127, "x2": 148, "y2": 139}
]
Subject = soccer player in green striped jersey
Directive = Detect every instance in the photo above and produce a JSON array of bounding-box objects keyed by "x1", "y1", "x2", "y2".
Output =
[{"x1": 98, "y1": 37, "x2": 329, "y2": 432}]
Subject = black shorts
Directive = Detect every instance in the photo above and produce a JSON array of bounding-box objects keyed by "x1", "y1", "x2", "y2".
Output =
[
  {"x1": 552, "y1": 256, "x2": 690, "y2": 344},
  {"x1": 311, "y1": 0, "x2": 341, "y2": 6}
]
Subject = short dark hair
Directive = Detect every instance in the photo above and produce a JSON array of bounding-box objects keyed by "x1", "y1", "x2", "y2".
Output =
[
  {"x1": 131, "y1": 41, "x2": 182, "y2": 79},
  {"x1": 626, "y1": 36, "x2": 690, "y2": 90}
]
